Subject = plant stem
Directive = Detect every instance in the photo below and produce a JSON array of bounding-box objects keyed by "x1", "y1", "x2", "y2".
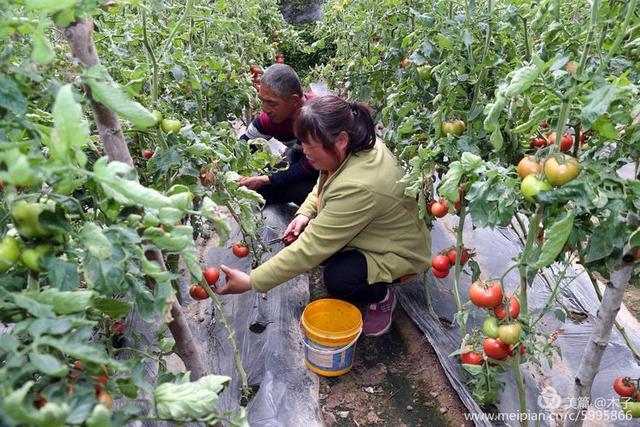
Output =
[
  {"x1": 578, "y1": 0, "x2": 600, "y2": 75},
  {"x1": 201, "y1": 280, "x2": 250, "y2": 400},
  {"x1": 422, "y1": 272, "x2": 439, "y2": 322},
  {"x1": 141, "y1": 9, "x2": 159, "y2": 103},
  {"x1": 520, "y1": 15, "x2": 531, "y2": 62},
  {"x1": 519, "y1": 205, "x2": 544, "y2": 317},
  {"x1": 453, "y1": 204, "x2": 468, "y2": 339},
  {"x1": 512, "y1": 357, "x2": 529, "y2": 427}
]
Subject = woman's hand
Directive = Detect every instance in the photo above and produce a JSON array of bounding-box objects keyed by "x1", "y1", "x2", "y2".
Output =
[
  {"x1": 238, "y1": 175, "x2": 270, "y2": 190},
  {"x1": 284, "y1": 214, "x2": 310, "y2": 240},
  {"x1": 215, "y1": 265, "x2": 252, "y2": 295}
]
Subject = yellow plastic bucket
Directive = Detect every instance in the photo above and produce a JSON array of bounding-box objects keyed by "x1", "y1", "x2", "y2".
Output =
[{"x1": 300, "y1": 299, "x2": 363, "y2": 377}]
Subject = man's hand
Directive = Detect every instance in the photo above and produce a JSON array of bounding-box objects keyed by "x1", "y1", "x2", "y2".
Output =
[
  {"x1": 215, "y1": 265, "x2": 252, "y2": 295},
  {"x1": 238, "y1": 175, "x2": 270, "y2": 190},
  {"x1": 283, "y1": 214, "x2": 310, "y2": 240}
]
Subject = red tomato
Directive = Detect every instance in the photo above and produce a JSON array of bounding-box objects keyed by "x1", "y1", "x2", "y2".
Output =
[
  {"x1": 232, "y1": 242, "x2": 250, "y2": 258},
  {"x1": 447, "y1": 248, "x2": 469, "y2": 266},
  {"x1": 483, "y1": 338, "x2": 511, "y2": 360},
  {"x1": 430, "y1": 200, "x2": 448, "y2": 218},
  {"x1": 142, "y1": 149, "x2": 154, "y2": 160},
  {"x1": 250, "y1": 65, "x2": 261, "y2": 75},
  {"x1": 189, "y1": 284, "x2": 209, "y2": 300},
  {"x1": 494, "y1": 294, "x2": 521, "y2": 320},
  {"x1": 432, "y1": 267, "x2": 449, "y2": 278},
  {"x1": 203, "y1": 267, "x2": 220, "y2": 285},
  {"x1": 112, "y1": 321, "x2": 124, "y2": 335},
  {"x1": 0, "y1": 181, "x2": 4, "y2": 191},
  {"x1": 548, "y1": 132, "x2": 574, "y2": 152},
  {"x1": 432, "y1": 254, "x2": 450, "y2": 271},
  {"x1": 469, "y1": 281, "x2": 503, "y2": 309},
  {"x1": 530, "y1": 137, "x2": 547, "y2": 148},
  {"x1": 34, "y1": 392, "x2": 47, "y2": 409},
  {"x1": 92, "y1": 374, "x2": 108, "y2": 385},
  {"x1": 73, "y1": 361, "x2": 84, "y2": 371},
  {"x1": 460, "y1": 351, "x2": 483, "y2": 365},
  {"x1": 401, "y1": 57, "x2": 410, "y2": 69},
  {"x1": 614, "y1": 377, "x2": 637, "y2": 397}
]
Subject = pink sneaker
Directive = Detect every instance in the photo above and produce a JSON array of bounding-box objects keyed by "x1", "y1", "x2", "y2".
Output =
[{"x1": 363, "y1": 289, "x2": 396, "y2": 337}]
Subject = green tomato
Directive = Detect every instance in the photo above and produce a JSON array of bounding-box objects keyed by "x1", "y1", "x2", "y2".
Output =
[
  {"x1": 151, "y1": 110, "x2": 163, "y2": 124},
  {"x1": 161, "y1": 119, "x2": 181, "y2": 134},
  {"x1": 11, "y1": 201, "x2": 52, "y2": 238},
  {"x1": 441, "y1": 119, "x2": 465, "y2": 136},
  {"x1": 483, "y1": 317, "x2": 500, "y2": 338},
  {"x1": 621, "y1": 399, "x2": 640, "y2": 418},
  {"x1": 20, "y1": 244, "x2": 53, "y2": 271},
  {"x1": 417, "y1": 65, "x2": 432, "y2": 81},
  {"x1": 0, "y1": 236, "x2": 21, "y2": 272},
  {"x1": 498, "y1": 323, "x2": 522, "y2": 345},
  {"x1": 520, "y1": 175, "x2": 552, "y2": 203}
]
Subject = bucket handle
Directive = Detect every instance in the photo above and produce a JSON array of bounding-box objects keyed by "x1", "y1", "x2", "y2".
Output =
[{"x1": 302, "y1": 329, "x2": 362, "y2": 355}]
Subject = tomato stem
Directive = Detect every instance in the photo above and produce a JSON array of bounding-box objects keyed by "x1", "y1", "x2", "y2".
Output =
[
  {"x1": 596, "y1": 0, "x2": 637, "y2": 74},
  {"x1": 511, "y1": 355, "x2": 528, "y2": 427},
  {"x1": 452, "y1": 201, "x2": 468, "y2": 339},
  {"x1": 518, "y1": 205, "x2": 544, "y2": 317}
]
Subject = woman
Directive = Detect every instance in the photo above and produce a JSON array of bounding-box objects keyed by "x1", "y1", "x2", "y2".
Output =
[{"x1": 218, "y1": 95, "x2": 431, "y2": 337}]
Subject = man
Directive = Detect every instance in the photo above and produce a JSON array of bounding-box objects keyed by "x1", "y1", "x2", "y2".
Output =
[{"x1": 239, "y1": 64, "x2": 318, "y2": 205}]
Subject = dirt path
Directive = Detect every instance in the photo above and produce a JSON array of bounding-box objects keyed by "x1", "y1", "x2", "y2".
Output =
[{"x1": 308, "y1": 268, "x2": 471, "y2": 426}]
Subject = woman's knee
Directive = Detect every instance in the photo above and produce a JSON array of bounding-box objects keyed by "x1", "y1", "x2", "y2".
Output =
[{"x1": 322, "y1": 250, "x2": 367, "y2": 297}]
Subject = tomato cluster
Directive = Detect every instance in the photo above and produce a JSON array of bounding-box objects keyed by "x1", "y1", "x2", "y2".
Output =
[
  {"x1": 431, "y1": 246, "x2": 471, "y2": 278},
  {"x1": 250, "y1": 64, "x2": 262, "y2": 87},
  {"x1": 189, "y1": 266, "x2": 221, "y2": 300}
]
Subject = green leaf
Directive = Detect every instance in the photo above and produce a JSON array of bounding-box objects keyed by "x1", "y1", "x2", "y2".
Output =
[
  {"x1": 26, "y1": 0, "x2": 79, "y2": 13},
  {"x1": 81, "y1": 223, "x2": 113, "y2": 259},
  {"x1": 86, "y1": 404, "x2": 111, "y2": 427},
  {"x1": 504, "y1": 64, "x2": 541, "y2": 98},
  {"x1": 0, "y1": 73, "x2": 27, "y2": 115},
  {"x1": 29, "y1": 351, "x2": 68, "y2": 377},
  {"x1": 42, "y1": 257, "x2": 79, "y2": 290},
  {"x1": 91, "y1": 296, "x2": 132, "y2": 318},
  {"x1": 483, "y1": 94, "x2": 506, "y2": 132},
  {"x1": 532, "y1": 212, "x2": 575, "y2": 269},
  {"x1": 4, "y1": 381, "x2": 70, "y2": 427},
  {"x1": 30, "y1": 289, "x2": 93, "y2": 314},
  {"x1": 31, "y1": 27, "x2": 55, "y2": 65},
  {"x1": 93, "y1": 158, "x2": 172, "y2": 208},
  {"x1": 84, "y1": 65, "x2": 157, "y2": 129},
  {"x1": 51, "y1": 84, "x2": 89, "y2": 159},
  {"x1": 154, "y1": 375, "x2": 230, "y2": 420},
  {"x1": 116, "y1": 378, "x2": 138, "y2": 399},
  {"x1": 490, "y1": 128, "x2": 504, "y2": 151},
  {"x1": 581, "y1": 83, "x2": 629, "y2": 125},
  {"x1": 630, "y1": 229, "x2": 640, "y2": 248},
  {"x1": 38, "y1": 336, "x2": 114, "y2": 365},
  {"x1": 12, "y1": 294, "x2": 55, "y2": 318},
  {"x1": 585, "y1": 213, "x2": 626, "y2": 263}
]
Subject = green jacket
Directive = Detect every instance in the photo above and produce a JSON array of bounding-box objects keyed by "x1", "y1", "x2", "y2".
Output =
[{"x1": 250, "y1": 140, "x2": 431, "y2": 293}]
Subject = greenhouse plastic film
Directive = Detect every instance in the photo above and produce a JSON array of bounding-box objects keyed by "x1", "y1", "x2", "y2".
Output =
[{"x1": 195, "y1": 204, "x2": 322, "y2": 426}]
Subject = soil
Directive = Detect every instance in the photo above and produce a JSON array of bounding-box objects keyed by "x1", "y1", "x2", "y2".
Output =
[{"x1": 308, "y1": 268, "x2": 472, "y2": 427}]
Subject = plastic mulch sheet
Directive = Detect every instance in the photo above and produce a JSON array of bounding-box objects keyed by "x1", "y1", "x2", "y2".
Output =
[
  {"x1": 395, "y1": 213, "x2": 640, "y2": 426},
  {"x1": 195, "y1": 204, "x2": 322, "y2": 426}
]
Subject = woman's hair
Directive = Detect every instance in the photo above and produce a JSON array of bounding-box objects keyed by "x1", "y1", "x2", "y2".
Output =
[{"x1": 293, "y1": 95, "x2": 375, "y2": 158}]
